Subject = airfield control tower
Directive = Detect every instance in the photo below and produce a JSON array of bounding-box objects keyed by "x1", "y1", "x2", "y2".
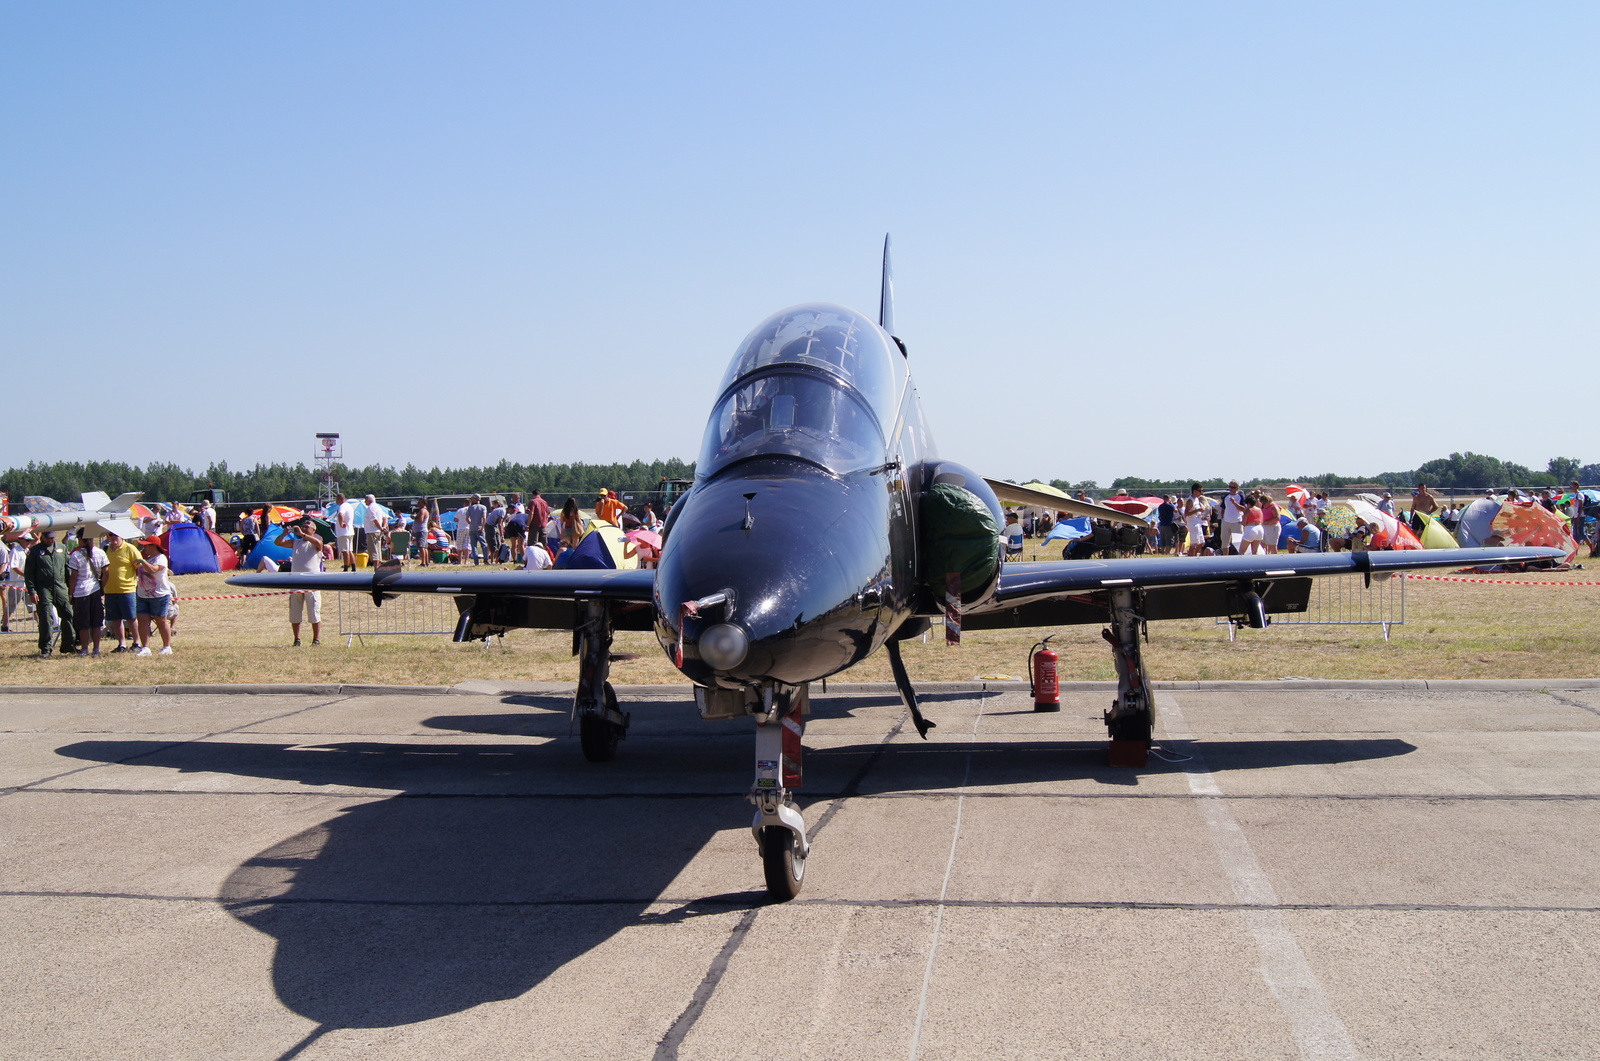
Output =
[{"x1": 315, "y1": 433, "x2": 342, "y2": 510}]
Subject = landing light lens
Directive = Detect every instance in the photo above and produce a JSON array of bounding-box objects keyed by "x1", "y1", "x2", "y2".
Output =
[{"x1": 699, "y1": 623, "x2": 749, "y2": 671}]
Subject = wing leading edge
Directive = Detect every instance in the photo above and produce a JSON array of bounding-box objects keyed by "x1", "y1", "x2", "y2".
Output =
[
  {"x1": 964, "y1": 546, "x2": 1566, "y2": 630},
  {"x1": 227, "y1": 567, "x2": 656, "y2": 601}
]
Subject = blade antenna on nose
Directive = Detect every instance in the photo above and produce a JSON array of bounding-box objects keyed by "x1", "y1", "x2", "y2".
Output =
[{"x1": 742, "y1": 492, "x2": 756, "y2": 531}]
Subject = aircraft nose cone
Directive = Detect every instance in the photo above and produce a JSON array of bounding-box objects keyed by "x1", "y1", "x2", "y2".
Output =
[{"x1": 655, "y1": 460, "x2": 893, "y2": 686}]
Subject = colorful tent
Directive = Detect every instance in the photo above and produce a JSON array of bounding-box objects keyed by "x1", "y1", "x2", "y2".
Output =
[
  {"x1": 1330, "y1": 498, "x2": 1422, "y2": 550},
  {"x1": 1454, "y1": 497, "x2": 1501, "y2": 547},
  {"x1": 162, "y1": 522, "x2": 230, "y2": 574},
  {"x1": 1412, "y1": 512, "x2": 1458, "y2": 550},
  {"x1": 1488, "y1": 501, "x2": 1578, "y2": 564},
  {"x1": 558, "y1": 525, "x2": 639, "y2": 570}
]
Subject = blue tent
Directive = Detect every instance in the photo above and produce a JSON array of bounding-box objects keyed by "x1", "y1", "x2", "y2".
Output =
[
  {"x1": 245, "y1": 524, "x2": 295, "y2": 571},
  {"x1": 556, "y1": 529, "x2": 617, "y2": 570},
  {"x1": 166, "y1": 522, "x2": 220, "y2": 574}
]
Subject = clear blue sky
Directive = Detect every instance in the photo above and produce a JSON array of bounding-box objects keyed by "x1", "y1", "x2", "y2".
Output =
[{"x1": 4, "y1": 3, "x2": 1595, "y2": 486}]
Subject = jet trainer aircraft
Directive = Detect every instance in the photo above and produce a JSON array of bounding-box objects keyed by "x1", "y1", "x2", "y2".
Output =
[{"x1": 231, "y1": 240, "x2": 1561, "y2": 901}]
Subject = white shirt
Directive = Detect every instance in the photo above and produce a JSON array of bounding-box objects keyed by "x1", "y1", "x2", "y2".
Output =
[
  {"x1": 1222, "y1": 492, "x2": 1245, "y2": 523},
  {"x1": 136, "y1": 553, "x2": 173, "y2": 599},
  {"x1": 522, "y1": 542, "x2": 553, "y2": 570},
  {"x1": 288, "y1": 533, "x2": 325, "y2": 574},
  {"x1": 67, "y1": 546, "x2": 108, "y2": 597},
  {"x1": 7, "y1": 543, "x2": 25, "y2": 577},
  {"x1": 336, "y1": 501, "x2": 356, "y2": 535},
  {"x1": 199, "y1": 506, "x2": 216, "y2": 531},
  {"x1": 364, "y1": 504, "x2": 385, "y2": 533}
]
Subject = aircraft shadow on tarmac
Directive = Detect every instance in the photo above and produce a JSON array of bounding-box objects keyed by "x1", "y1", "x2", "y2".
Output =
[{"x1": 54, "y1": 695, "x2": 1414, "y2": 1031}]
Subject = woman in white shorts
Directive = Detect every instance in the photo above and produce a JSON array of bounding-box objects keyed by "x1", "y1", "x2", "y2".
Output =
[
  {"x1": 1240, "y1": 496, "x2": 1266, "y2": 554},
  {"x1": 1183, "y1": 483, "x2": 1211, "y2": 556}
]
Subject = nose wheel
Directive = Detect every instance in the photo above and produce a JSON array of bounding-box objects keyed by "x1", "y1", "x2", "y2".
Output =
[
  {"x1": 759, "y1": 824, "x2": 806, "y2": 900},
  {"x1": 749, "y1": 683, "x2": 811, "y2": 901}
]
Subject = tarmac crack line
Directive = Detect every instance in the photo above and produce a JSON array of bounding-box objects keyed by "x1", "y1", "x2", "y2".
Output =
[
  {"x1": 908, "y1": 695, "x2": 986, "y2": 1061},
  {"x1": 0, "y1": 695, "x2": 358, "y2": 798},
  {"x1": 10, "y1": 786, "x2": 1599, "y2": 802},
  {"x1": 1159, "y1": 692, "x2": 1359, "y2": 1061},
  {"x1": 651, "y1": 705, "x2": 914, "y2": 1061},
  {"x1": 1546, "y1": 691, "x2": 1600, "y2": 717},
  {"x1": 6, "y1": 890, "x2": 1600, "y2": 915}
]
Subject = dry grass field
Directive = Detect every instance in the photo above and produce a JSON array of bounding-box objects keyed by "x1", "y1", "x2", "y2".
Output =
[{"x1": 2, "y1": 549, "x2": 1595, "y2": 687}]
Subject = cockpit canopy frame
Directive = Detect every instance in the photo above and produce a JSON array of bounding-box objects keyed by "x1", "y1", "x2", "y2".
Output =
[{"x1": 698, "y1": 304, "x2": 907, "y2": 480}]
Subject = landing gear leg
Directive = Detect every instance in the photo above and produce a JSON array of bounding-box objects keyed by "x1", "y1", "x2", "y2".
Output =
[
  {"x1": 1102, "y1": 587, "x2": 1152, "y2": 768},
  {"x1": 574, "y1": 600, "x2": 629, "y2": 762},
  {"x1": 885, "y1": 639, "x2": 936, "y2": 739},
  {"x1": 750, "y1": 683, "x2": 810, "y2": 901}
]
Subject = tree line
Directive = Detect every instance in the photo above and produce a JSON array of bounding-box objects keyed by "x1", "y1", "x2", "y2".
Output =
[{"x1": 1, "y1": 458, "x2": 697, "y2": 505}]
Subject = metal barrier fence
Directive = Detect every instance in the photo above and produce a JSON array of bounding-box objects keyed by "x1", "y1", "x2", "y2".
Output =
[
  {"x1": 1219, "y1": 572, "x2": 1405, "y2": 641},
  {"x1": 2, "y1": 579, "x2": 39, "y2": 639},
  {"x1": 336, "y1": 590, "x2": 461, "y2": 646}
]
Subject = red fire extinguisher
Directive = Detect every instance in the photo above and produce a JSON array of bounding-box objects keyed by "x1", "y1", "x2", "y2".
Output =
[{"x1": 1029, "y1": 635, "x2": 1060, "y2": 712}]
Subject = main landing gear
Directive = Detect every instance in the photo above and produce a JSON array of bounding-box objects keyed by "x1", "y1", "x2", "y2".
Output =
[
  {"x1": 750, "y1": 683, "x2": 810, "y2": 900},
  {"x1": 1101, "y1": 586, "x2": 1153, "y2": 768},
  {"x1": 574, "y1": 600, "x2": 630, "y2": 762}
]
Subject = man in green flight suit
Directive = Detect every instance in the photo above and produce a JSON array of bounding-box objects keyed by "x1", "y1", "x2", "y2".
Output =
[{"x1": 23, "y1": 530, "x2": 77, "y2": 657}]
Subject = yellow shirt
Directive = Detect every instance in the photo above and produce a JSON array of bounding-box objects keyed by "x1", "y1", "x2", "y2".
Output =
[{"x1": 102, "y1": 541, "x2": 142, "y2": 594}]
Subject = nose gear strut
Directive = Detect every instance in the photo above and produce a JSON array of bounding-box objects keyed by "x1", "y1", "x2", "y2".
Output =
[{"x1": 750, "y1": 682, "x2": 810, "y2": 901}]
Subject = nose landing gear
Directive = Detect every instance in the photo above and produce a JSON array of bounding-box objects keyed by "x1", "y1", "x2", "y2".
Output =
[{"x1": 750, "y1": 683, "x2": 810, "y2": 900}]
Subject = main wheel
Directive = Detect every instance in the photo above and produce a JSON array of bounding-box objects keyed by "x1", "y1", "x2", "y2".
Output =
[
  {"x1": 578, "y1": 682, "x2": 622, "y2": 762},
  {"x1": 579, "y1": 712, "x2": 617, "y2": 761},
  {"x1": 760, "y1": 825, "x2": 806, "y2": 901}
]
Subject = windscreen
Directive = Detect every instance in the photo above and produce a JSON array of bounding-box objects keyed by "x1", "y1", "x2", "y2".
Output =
[
  {"x1": 698, "y1": 370, "x2": 885, "y2": 477},
  {"x1": 717, "y1": 304, "x2": 905, "y2": 424}
]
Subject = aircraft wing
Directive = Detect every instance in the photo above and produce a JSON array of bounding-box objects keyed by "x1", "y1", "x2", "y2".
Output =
[
  {"x1": 965, "y1": 546, "x2": 1566, "y2": 629},
  {"x1": 983, "y1": 478, "x2": 1149, "y2": 527},
  {"x1": 227, "y1": 567, "x2": 656, "y2": 602},
  {"x1": 228, "y1": 566, "x2": 661, "y2": 637}
]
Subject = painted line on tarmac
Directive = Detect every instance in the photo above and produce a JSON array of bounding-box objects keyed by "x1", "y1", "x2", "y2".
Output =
[
  {"x1": 1158, "y1": 691, "x2": 1359, "y2": 1061},
  {"x1": 908, "y1": 693, "x2": 987, "y2": 1061}
]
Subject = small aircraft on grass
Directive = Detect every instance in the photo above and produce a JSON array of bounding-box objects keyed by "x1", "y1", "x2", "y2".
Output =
[{"x1": 231, "y1": 239, "x2": 1562, "y2": 901}]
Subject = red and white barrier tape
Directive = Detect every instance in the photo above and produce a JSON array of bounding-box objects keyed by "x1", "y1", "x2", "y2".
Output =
[
  {"x1": 1401, "y1": 574, "x2": 1599, "y2": 586},
  {"x1": 175, "y1": 592, "x2": 293, "y2": 600}
]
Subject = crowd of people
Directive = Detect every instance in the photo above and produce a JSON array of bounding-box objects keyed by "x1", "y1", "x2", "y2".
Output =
[
  {"x1": 303, "y1": 488, "x2": 666, "y2": 572},
  {"x1": 8, "y1": 476, "x2": 1591, "y2": 658},
  {"x1": 242, "y1": 488, "x2": 667, "y2": 647},
  {"x1": 5, "y1": 527, "x2": 178, "y2": 658},
  {"x1": 1015, "y1": 478, "x2": 1594, "y2": 562}
]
